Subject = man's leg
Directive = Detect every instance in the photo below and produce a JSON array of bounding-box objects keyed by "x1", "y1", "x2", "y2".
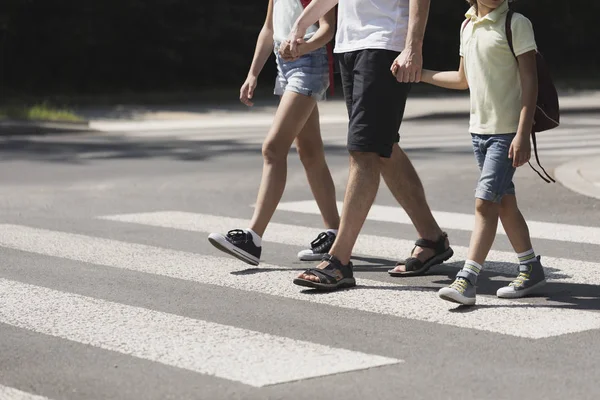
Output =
[
  {"x1": 295, "y1": 49, "x2": 426, "y2": 287},
  {"x1": 382, "y1": 144, "x2": 450, "y2": 272},
  {"x1": 297, "y1": 150, "x2": 380, "y2": 283}
]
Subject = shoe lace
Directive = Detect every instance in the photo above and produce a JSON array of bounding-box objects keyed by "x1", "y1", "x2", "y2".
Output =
[
  {"x1": 226, "y1": 229, "x2": 247, "y2": 241},
  {"x1": 310, "y1": 232, "x2": 333, "y2": 251},
  {"x1": 509, "y1": 271, "x2": 530, "y2": 287},
  {"x1": 450, "y1": 278, "x2": 469, "y2": 294}
]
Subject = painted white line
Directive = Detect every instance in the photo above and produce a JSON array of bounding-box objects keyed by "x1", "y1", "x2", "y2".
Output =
[
  {"x1": 275, "y1": 201, "x2": 600, "y2": 246},
  {"x1": 0, "y1": 385, "x2": 51, "y2": 400},
  {"x1": 4, "y1": 223, "x2": 600, "y2": 339},
  {"x1": 98, "y1": 211, "x2": 600, "y2": 285},
  {"x1": 0, "y1": 278, "x2": 399, "y2": 387}
]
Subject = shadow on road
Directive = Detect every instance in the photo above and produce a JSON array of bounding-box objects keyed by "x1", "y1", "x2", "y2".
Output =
[
  {"x1": 0, "y1": 134, "x2": 476, "y2": 164},
  {"x1": 233, "y1": 257, "x2": 600, "y2": 312}
]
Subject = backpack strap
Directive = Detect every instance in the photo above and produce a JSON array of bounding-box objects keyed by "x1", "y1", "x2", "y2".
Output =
[
  {"x1": 528, "y1": 131, "x2": 556, "y2": 183},
  {"x1": 505, "y1": 10, "x2": 516, "y2": 58},
  {"x1": 505, "y1": 9, "x2": 555, "y2": 183}
]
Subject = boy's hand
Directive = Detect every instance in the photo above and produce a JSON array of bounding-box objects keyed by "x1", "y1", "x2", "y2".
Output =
[
  {"x1": 240, "y1": 75, "x2": 257, "y2": 107},
  {"x1": 391, "y1": 46, "x2": 423, "y2": 83},
  {"x1": 508, "y1": 133, "x2": 532, "y2": 168}
]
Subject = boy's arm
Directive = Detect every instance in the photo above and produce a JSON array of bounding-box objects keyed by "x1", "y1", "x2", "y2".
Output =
[
  {"x1": 509, "y1": 49, "x2": 538, "y2": 167},
  {"x1": 286, "y1": 0, "x2": 339, "y2": 57},
  {"x1": 420, "y1": 58, "x2": 469, "y2": 90},
  {"x1": 392, "y1": 0, "x2": 430, "y2": 83},
  {"x1": 240, "y1": 0, "x2": 275, "y2": 106},
  {"x1": 516, "y1": 50, "x2": 538, "y2": 139}
]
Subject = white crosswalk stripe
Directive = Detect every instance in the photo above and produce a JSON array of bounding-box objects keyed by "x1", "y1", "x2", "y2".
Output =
[
  {"x1": 0, "y1": 385, "x2": 51, "y2": 400},
  {"x1": 2, "y1": 219, "x2": 600, "y2": 340},
  {"x1": 99, "y1": 210, "x2": 600, "y2": 285},
  {"x1": 274, "y1": 201, "x2": 600, "y2": 246},
  {"x1": 1, "y1": 201, "x2": 599, "y2": 390},
  {"x1": 0, "y1": 278, "x2": 399, "y2": 387}
]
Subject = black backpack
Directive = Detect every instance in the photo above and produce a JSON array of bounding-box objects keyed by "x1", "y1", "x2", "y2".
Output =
[{"x1": 505, "y1": 9, "x2": 560, "y2": 183}]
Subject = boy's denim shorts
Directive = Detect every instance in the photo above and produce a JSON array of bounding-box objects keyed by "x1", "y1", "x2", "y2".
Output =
[
  {"x1": 471, "y1": 133, "x2": 517, "y2": 203},
  {"x1": 273, "y1": 43, "x2": 329, "y2": 101}
]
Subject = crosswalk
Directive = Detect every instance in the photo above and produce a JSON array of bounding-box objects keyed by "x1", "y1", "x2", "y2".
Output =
[{"x1": 1, "y1": 202, "x2": 599, "y2": 397}]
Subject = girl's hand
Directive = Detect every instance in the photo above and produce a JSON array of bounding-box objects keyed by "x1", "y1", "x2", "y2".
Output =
[
  {"x1": 240, "y1": 75, "x2": 258, "y2": 107},
  {"x1": 280, "y1": 39, "x2": 307, "y2": 61},
  {"x1": 509, "y1": 133, "x2": 532, "y2": 168}
]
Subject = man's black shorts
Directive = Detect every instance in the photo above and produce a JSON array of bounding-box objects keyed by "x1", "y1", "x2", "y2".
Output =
[{"x1": 338, "y1": 49, "x2": 411, "y2": 158}]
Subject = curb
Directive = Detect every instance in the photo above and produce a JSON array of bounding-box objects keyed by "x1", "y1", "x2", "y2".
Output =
[
  {"x1": 0, "y1": 120, "x2": 92, "y2": 136},
  {"x1": 554, "y1": 157, "x2": 600, "y2": 200}
]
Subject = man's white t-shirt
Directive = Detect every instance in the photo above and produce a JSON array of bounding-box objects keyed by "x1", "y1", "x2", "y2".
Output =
[{"x1": 334, "y1": 0, "x2": 410, "y2": 53}]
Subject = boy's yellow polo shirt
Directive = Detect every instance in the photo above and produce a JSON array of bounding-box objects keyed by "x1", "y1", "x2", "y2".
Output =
[{"x1": 460, "y1": 1, "x2": 537, "y2": 135}]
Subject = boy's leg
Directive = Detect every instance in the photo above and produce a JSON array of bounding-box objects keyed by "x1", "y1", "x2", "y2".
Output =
[
  {"x1": 439, "y1": 134, "x2": 514, "y2": 305},
  {"x1": 208, "y1": 90, "x2": 317, "y2": 266},
  {"x1": 498, "y1": 194, "x2": 531, "y2": 253},
  {"x1": 497, "y1": 194, "x2": 546, "y2": 298},
  {"x1": 295, "y1": 105, "x2": 341, "y2": 260}
]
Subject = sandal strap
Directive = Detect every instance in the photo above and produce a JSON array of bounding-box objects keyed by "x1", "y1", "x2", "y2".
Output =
[
  {"x1": 303, "y1": 268, "x2": 338, "y2": 284},
  {"x1": 402, "y1": 257, "x2": 423, "y2": 272},
  {"x1": 414, "y1": 232, "x2": 448, "y2": 253},
  {"x1": 301, "y1": 254, "x2": 354, "y2": 284},
  {"x1": 321, "y1": 253, "x2": 354, "y2": 278}
]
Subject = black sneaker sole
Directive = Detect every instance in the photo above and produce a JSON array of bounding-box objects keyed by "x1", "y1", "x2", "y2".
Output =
[{"x1": 208, "y1": 234, "x2": 260, "y2": 266}]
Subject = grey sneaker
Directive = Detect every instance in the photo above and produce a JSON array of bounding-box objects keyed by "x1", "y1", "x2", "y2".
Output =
[
  {"x1": 497, "y1": 255, "x2": 546, "y2": 299},
  {"x1": 438, "y1": 270, "x2": 476, "y2": 306}
]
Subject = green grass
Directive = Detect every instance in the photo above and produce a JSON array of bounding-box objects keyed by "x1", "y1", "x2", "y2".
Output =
[{"x1": 0, "y1": 103, "x2": 84, "y2": 122}]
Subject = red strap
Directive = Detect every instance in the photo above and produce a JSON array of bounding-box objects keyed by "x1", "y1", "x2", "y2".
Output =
[{"x1": 326, "y1": 43, "x2": 334, "y2": 96}]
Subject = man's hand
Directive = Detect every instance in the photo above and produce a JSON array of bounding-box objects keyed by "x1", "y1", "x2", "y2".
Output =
[
  {"x1": 283, "y1": 24, "x2": 307, "y2": 59},
  {"x1": 391, "y1": 46, "x2": 423, "y2": 83},
  {"x1": 240, "y1": 75, "x2": 258, "y2": 107},
  {"x1": 508, "y1": 134, "x2": 532, "y2": 168}
]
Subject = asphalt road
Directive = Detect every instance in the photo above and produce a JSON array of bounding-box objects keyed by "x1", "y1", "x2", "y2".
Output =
[{"x1": 0, "y1": 112, "x2": 599, "y2": 400}]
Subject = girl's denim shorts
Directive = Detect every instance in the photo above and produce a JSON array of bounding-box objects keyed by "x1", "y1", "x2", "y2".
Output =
[{"x1": 273, "y1": 43, "x2": 330, "y2": 101}]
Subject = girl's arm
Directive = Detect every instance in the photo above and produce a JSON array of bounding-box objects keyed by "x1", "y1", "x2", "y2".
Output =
[
  {"x1": 420, "y1": 58, "x2": 469, "y2": 90},
  {"x1": 509, "y1": 49, "x2": 538, "y2": 167},
  {"x1": 240, "y1": 0, "x2": 275, "y2": 106},
  {"x1": 246, "y1": 0, "x2": 275, "y2": 80}
]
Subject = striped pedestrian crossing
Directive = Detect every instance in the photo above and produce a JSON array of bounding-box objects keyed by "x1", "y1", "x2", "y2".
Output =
[{"x1": 1, "y1": 204, "x2": 599, "y2": 396}]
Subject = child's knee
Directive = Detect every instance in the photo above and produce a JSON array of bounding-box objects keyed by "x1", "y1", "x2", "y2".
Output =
[{"x1": 475, "y1": 198, "x2": 500, "y2": 216}]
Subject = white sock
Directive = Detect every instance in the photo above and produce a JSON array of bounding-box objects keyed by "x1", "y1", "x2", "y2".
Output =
[
  {"x1": 246, "y1": 229, "x2": 262, "y2": 247},
  {"x1": 517, "y1": 249, "x2": 536, "y2": 264},
  {"x1": 326, "y1": 229, "x2": 338, "y2": 236},
  {"x1": 462, "y1": 260, "x2": 483, "y2": 279}
]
